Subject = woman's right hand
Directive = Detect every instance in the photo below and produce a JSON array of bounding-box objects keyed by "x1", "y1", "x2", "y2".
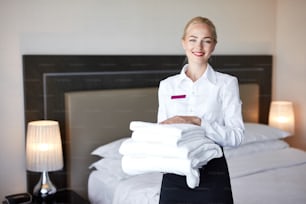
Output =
[{"x1": 160, "y1": 116, "x2": 201, "y2": 126}]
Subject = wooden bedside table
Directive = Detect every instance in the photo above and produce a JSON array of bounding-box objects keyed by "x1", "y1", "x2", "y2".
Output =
[{"x1": 31, "y1": 189, "x2": 89, "y2": 204}]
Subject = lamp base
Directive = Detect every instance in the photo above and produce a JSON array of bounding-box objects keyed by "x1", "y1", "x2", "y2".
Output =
[{"x1": 33, "y1": 171, "x2": 57, "y2": 198}]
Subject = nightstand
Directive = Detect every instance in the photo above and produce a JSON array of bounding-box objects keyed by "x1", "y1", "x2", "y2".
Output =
[{"x1": 31, "y1": 189, "x2": 89, "y2": 204}]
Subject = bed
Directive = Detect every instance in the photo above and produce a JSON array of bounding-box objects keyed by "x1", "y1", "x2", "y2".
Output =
[{"x1": 23, "y1": 55, "x2": 306, "y2": 203}]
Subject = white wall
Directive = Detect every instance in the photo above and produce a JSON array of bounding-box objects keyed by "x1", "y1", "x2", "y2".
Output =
[{"x1": 1, "y1": 0, "x2": 304, "y2": 199}]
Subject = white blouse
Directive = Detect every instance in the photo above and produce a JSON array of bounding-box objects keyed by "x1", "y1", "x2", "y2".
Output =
[{"x1": 157, "y1": 64, "x2": 245, "y2": 147}]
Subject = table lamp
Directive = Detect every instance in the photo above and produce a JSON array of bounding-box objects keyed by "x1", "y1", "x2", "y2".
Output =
[
  {"x1": 269, "y1": 101, "x2": 295, "y2": 134},
  {"x1": 26, "y1": 120, "x2": 63, "y2": 197}
]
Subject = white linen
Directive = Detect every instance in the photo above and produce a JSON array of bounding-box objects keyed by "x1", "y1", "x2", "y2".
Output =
[
  {"x1": 131, "y1": 130, "x2": 204, "y2": 146},
  {"x1": 119, "y1": 138, "x2": 221, "y2": 159},
  {"x1": 224, "y1": 139, "x2": 289, "y2": 159},
  {"x1": 112, "y1": 173, "x2": 162, "y2": 204},
  {"x1": 130, "y1": 121, "x2": 204, "y2": 134},
  {"x1": 91, "y1": 137, "x2": 128, "y2": 159},
  {"x1": 89, "y1": 158, "x2": 129, "y2": 180},
  {"x1": 122, "y1": 155, "x2": 200, "y2": 188},
  {"x1": 88, "y1": 147, "x2": 306, "y2": 204},
  {"x1": 229, "y1": 148, "x2": 306, "y2": 204},
  {"x1": 242, "y1": 123, "x2": 291, "y2": 144},
  {"x1": 231, "y1": 163, "x2": 306, "y2": 204},
  {"x1": 88, "y1": 170, "x2": 121, "y2": 204},
  {"x1": 228, "y1": 147, "x2": 306, "y2": 178},
  {"x1": 130, "y1": 121, "x2": 205, "y2": 145},
  {"x1": 89, "y1": 123, "x2": 290, "y2": 159},
  {"x1": 120, "y1": 121, "x2": 222, "y2": 188}
]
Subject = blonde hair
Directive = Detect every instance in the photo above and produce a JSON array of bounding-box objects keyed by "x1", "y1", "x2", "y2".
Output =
[{"x1": 182, "y1": 16, "x2": 217, "y2": 43}]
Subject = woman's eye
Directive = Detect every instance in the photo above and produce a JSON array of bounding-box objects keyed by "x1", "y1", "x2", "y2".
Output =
[{"x1": 203, "y1": 40, "x2": 212, "y2": 44}]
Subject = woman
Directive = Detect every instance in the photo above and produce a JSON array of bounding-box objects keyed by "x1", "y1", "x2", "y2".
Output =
[{"x1": 157, "y1": 16, "x2": 244, "y2": 204}]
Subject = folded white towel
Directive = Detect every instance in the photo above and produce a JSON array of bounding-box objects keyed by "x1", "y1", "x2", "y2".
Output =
[
  {"x1": 131, "y1": 130, "x2": 204, "y2": 146},
  {"x1": 120, "y1": 121, "x2": 223, "y2": 188},
  {"x1": 121, "y1": 155, "x2": 200, "y2": 188},
  {"x1": 130, "y1": 121, "x2": 204, "y2": 136},
  {"x1": 191, "y1": 146, "x2": 223, "y2": 168},
  {"x1": 130, "y1": 121, "x2": 205, "y2": 146},
  {"x1": 119, "y1": 138, "x2": 222, "y2": 161}
]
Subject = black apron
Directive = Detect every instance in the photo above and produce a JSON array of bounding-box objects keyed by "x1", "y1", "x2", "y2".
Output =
[{"x1": 159, "y1": 151, "x2": 233, "y2": 204}]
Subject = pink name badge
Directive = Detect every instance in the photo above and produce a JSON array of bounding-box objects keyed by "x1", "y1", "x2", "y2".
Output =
[{"x1": 171, "y1": 94, "x2": 186, "y2": 99}]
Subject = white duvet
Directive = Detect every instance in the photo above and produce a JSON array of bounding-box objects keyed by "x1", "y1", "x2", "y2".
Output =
[{"x1": 89, "y1": 147, "x2": 306, "y2": 204}]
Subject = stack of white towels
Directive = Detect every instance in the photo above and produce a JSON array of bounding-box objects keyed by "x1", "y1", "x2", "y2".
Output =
[{"x1": 119, "y1": 121, "x2": 223, "y2": 188}]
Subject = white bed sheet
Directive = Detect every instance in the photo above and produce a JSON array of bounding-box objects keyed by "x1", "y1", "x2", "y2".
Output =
[
  {"x1": 229, "y1": 148, "x2": 306, "y2": 204},
  {"x1": 88, "y1": 170, "x2": 120, "y2": 204},
  {"x1": 231, "y1": 164, "x2": 306, "y2": 204},
  {"x1": 88, "y1": 147, "x2": 306, "y2": 204}
]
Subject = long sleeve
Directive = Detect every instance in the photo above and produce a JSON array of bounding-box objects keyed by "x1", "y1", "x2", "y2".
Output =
[
  {"x1": 200, "y1": 77, "x2": 244, "y2": 147},
  {"x1": 157, "y1": 64, "x2": 245, "y2": 148}
]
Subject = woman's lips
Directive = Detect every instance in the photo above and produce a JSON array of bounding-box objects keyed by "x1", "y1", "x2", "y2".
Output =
[{"x1": 193, "y1": 52, "x2": 204, "y2": 57}]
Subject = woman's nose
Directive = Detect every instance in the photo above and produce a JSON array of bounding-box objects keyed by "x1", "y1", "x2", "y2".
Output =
[{"x1": 196, "y1": 42, "x2": 203, "y2": 50}]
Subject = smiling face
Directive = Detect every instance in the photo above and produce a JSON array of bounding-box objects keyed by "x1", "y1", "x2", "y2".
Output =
[{"x1": 182, "y1": 19, "x2": 217, "y2": 65}]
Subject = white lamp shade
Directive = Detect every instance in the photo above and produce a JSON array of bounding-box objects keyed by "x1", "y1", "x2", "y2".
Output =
[
  {"x1": 269, "y1": 101, "x2": 295, "y2": 134},
  {"x1": 26, "y1": 120, "x2": 63, "y2": 172}
]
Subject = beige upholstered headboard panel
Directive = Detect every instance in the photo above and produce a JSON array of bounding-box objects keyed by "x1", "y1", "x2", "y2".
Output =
[
  {"x1": 240, "y1": 84, "x2": 259, "y2": 122},
  {"x1": 64, "y1": 84, "x2": 258, "y2": 198},
  {"x1": 65, "y1": 88, "x2": 158, "y2": 198}
]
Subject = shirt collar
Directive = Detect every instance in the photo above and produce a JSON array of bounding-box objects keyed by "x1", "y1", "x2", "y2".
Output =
[{"x1": 179, "y1": 64, "x2": 217, "y2": 84}]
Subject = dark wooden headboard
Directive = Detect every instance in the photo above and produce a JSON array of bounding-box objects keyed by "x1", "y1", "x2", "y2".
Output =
[{"x1": 23, "y1": 55, "x2": 272, "y2": 194}]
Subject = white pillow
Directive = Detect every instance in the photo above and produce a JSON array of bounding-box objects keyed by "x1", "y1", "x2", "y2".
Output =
[
  {"x1": 90, "y1": 123, "x2": 290, "y2": 159},
  {"x1": 224, "y1": 139, "x2": 289, "y2": 159},
  {"x1": 242, "y1": 123, "x2": 291, "y2": 145},
  {"x1": 89, "y1": 158, "x2": 129, "y2": 180},
  {"x1": 91, "y1": 137, "x2": 128, "y2": 159}
]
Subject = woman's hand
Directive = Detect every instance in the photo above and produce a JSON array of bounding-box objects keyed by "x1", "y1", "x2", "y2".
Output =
[{"x1": 160, "y1": 116, "x2": 201, "y2": 126}]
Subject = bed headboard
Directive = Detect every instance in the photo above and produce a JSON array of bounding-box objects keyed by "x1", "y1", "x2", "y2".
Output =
[
  {"x1": 65, "y1": 84, "x2": 260, "y2": 198},
  {"x1": 23, "y1": 55, "x2": 272, "y2": 198}
]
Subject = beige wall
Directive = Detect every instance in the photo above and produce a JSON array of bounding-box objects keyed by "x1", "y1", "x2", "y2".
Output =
[
  {"x1": 0, "y1": 0, "x2": 305, "y2": 199},
  {"x1": 275, "y1": 0, "x2": 306, "y2": 150}
]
